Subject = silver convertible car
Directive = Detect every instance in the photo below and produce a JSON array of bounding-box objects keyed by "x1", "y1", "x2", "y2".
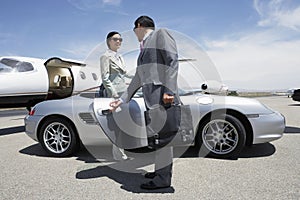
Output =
[
  {"x1": 25, "y1": 86, "x2": 285, "y2": 159},
  {"x1": 23, "y1": 32, "x2": 285, "y2": 159}
]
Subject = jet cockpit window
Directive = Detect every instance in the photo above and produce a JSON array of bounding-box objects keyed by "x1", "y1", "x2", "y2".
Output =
[
  {"x1": 0, "y1": 62, "x2": 12, "y2": 73},
  {"x1": 0, "y1": 58, "x2": 34, "y2": 73}
]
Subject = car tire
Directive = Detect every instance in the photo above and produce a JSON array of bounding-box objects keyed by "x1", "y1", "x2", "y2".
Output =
[
  {"x1": 39, "y1": 117, "x2": 79, "y2": 157},
  {"x1": 197, "y1": 113, "x2": 246, "y2": 159}
]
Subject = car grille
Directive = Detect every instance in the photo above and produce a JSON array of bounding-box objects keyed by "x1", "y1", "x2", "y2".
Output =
[{"x1": 78, "y1": 112, "x2": 98, "y2": 125}]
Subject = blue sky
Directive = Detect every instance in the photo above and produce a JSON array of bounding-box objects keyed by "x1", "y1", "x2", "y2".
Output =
[{"x1": 1, "y1": 0, "x2": 300, "y2": 90}]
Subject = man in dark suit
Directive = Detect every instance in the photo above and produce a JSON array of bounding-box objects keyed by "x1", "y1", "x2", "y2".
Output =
[{"x1": 110, "y1": 15, "x2": 179, "y2": 190}]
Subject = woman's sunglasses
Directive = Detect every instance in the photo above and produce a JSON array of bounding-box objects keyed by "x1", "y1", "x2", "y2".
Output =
[{"x1": 111, "y1": 38, "x2": 123, "y2": 42}]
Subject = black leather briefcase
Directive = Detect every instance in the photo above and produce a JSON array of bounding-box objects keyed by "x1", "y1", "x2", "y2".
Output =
[{"x1": 144, "y1": 104, "x2": 194, "y2": 149}]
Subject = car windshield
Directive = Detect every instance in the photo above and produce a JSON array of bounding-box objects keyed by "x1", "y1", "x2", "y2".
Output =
[
  {"x1": 77, "y1": 86, "x2": 203, "y2": 99},
  {"x1": 0, "y1": 58, "x2": 34, "y2": 73}
]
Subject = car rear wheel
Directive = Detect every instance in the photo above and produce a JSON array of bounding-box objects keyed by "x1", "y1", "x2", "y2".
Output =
[
  {"x1": 39, "y1": 117, "x2": 79, "y2": 157},
  {"x1": 197, "y1": 114, "x2": 246, "y2": 159}
]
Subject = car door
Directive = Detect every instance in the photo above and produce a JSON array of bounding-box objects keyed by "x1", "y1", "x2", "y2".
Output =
[{"x1": 93, "y1": 97, "x2": 148, "y2": 149}]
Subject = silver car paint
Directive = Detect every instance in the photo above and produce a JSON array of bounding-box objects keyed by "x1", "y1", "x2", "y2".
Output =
[{"x1": 25, "y1": 92, "x2": 284, "y2": 148}]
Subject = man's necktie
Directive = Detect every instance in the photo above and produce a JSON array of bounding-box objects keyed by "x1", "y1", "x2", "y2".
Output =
[{"x1": 140, "y1": 41, "x2": 144, "y2": 52}]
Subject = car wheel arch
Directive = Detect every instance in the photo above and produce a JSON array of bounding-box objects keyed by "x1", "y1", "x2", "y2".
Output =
[
  {"x1": 195, "y1": 109, "x2": 254, "y2": 157},
  {"x1": 226, "y1": 109, "x2": 253, "y2": 146},
  {"x1": 37, "y1": 114, "x2": 81, "y2": 156}
]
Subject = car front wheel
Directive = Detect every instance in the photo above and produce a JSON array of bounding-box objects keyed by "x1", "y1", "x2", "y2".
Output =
[
  {"x1": 39, "y1": 117, "x2": 79, "y2": 157},
  {"x1": 197, "y1": 114, "x2": 246, "y2": 159}
]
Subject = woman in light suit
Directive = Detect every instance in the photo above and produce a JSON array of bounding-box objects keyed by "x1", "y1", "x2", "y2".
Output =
[
  {"x1": 100, "y1": 31, "x2": 128, "y2": 160},
  {"x1": 100, "y1": 31, "x2": 127, "y2": 98}
]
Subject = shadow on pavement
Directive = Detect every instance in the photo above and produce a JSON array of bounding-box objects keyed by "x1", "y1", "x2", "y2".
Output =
[
  {"x1": 19, "y1": 143, "x2": 52, "y2": 157},
  {"x1": 288, "y1": 103, "x2": 300, "y2": 106},
  {"x1": 74, "y1": 147, "x2": 175, "y2": 193},
  {"x1": 19, "y1": 141, "x2": 276, "y2": 193},
  {"x1": 19, "y1": 144, "x2": 175, "y2": 193},
  {"x1": 284, "y1": 126, "x2": 300, "y2": 134},
  {"x1": 75, "y1": 159, "x2": 175, "y2": 193},
  {"x1": 0, "y1": 126, "x2": 25, "y2": 136},
  {"x1": 176, "y1": 143, "x2": 276, "y2": 159},
  {"x1": 239, "y1": 143, "x2": 276, "y2": 158}
]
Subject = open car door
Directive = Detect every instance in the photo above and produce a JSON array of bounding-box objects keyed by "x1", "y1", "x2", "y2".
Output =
[{"x1": 93, "y1": 97, "x2": 148, "y2": 149}]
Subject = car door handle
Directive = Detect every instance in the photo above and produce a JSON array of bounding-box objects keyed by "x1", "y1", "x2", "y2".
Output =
[{"x1": 101, "y1": 109, "x2": 112, "y2": 115}]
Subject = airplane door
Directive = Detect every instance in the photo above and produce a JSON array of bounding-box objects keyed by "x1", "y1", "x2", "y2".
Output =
[
  {"x1": 44, "y1": 57, "x2": 86, "y2": 100},
  {"x1": 93, "y1": 97, "x2": 148, "y2": 149}
]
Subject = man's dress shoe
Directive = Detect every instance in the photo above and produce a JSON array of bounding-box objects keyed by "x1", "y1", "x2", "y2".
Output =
[
  {"x1": 140, "y1": 181, "x2": 170, "y2": 190},
  {"x1": 144, "y1": 172, "x2": 156, "y2": 179}
]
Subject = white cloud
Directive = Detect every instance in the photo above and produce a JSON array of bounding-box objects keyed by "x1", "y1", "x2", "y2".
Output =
[
  {"x1": 254, "y1": 0, "x2": 300, "y2": 31},
  {"x1": 205, "y1": 27, "x2": 300, "y2": 90},
  {"x1": 102, "y1": 9, "x2": 129, "y2": 16},
  {"x1": 200, "y1": 0, "x2": 300, "y2": 91},
  {"x1": 67, "y1": 0, "x2": 125, "y2": 16},
  {"x1": 101, "y1": 0, "x2": 127, "y2": 15},
  {"x1": 60, "y1": 41, "x2": 99, "y2": 61},
  {"x1": 67, "y1": 0, "x2": 123, "y2": 11},
  {"x1": 67, "y1": 0, "x2": 102, "y2": 11},
  {"x1": 102, "y1": 0, "x2": 122, "y2": 6}
]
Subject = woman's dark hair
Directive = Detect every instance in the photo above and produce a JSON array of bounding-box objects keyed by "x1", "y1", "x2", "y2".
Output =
[
  {"x1": 134, "y1": 15, "x2": 155, "y2": 30},
  {"x1": 106, "y1": 31, "x2": 121, "y2": 48}
]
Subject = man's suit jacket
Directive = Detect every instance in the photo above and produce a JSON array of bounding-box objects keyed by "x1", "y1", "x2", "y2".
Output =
[
  {"x1": 121, "y1": 29, "x2": 176, "y2": 186},
  {"x1": 100, "y1": 50, "x2": 127, "y2": 97},
  {"x1": 121, "y1": 28, "x2": 179, "y2": 108}
]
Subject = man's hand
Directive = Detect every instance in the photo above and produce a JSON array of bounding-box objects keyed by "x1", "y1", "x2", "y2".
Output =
[
  {"x1": 109, "y1": 99, "x2": 122, "y2": 112},
  {"x1": 163, "y1": 93, "x2": 174, "y2": 104}
]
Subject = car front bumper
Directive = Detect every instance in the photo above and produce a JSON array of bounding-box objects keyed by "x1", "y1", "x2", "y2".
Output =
[{"x1": 249, "y1": 111, "x2": 285, "y2": 144}]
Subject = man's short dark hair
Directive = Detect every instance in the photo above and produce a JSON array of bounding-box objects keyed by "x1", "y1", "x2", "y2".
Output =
[
  {"x1": 106, "y1": 31, "x2": 120, "y2": 48},
  {"x1": 134, "y1": 15, "x2": 155, "y2": 30}
]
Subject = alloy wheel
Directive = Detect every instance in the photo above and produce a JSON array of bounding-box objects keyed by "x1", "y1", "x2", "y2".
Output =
[
  {"x1": 202, "y1": 119, "x2": 239, "y2": 155},
  {"x1": 43, "y1": 122, "x2": 72, "y2": 154}
]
